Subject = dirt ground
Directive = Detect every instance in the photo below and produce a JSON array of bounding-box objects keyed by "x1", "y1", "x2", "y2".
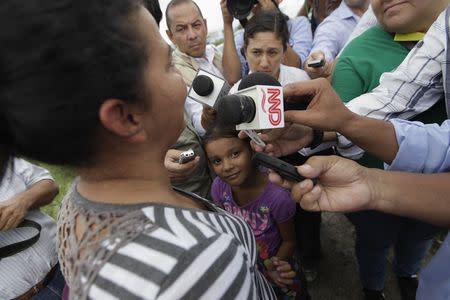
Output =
[{"x1": 306, "y1": 212, "x2": 442, "y2": 300}]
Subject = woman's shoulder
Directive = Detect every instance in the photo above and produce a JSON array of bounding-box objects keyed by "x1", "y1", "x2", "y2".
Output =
[
  {"x1": 83, "y1": 225, "x2": 261, "y2": 300},
  {"x1": 78, "y1": 204, "x2": 265, "y2": 299}
]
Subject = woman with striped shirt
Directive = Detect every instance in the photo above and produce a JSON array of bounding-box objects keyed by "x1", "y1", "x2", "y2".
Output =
[{"x1": 0, "y1": 0, "x2": 295, "y2": 299}]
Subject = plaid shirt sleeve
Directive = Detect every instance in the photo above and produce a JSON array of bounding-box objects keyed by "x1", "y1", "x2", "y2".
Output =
[{"x1": 336, "y1": 7, "x2": 449, "y2": 159}]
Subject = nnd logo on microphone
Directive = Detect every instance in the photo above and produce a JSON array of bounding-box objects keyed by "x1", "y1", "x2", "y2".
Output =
[
  {"x1": 236, "y1": 84, "x2": 284, "y2": 131},
  {"x1": 262, "y1": 88, "x2": 282, "y2": 126}
]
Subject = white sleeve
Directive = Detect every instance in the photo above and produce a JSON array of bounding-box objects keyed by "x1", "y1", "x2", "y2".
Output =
[
  {"x1": 184, "y1": 96, "x2": 206, "y2": 137},
  {"x1": 14, "y1": 158, "x2": 54, "y2": 187}
]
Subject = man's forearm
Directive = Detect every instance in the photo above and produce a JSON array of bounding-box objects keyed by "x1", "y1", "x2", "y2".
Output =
[
  {"x1": 282, "y1": 47, "x2": 301, "y2": 68},
  {"x1": 222, "y1": 24, "x2": 241, "y2": 84},
  {"x1": 369, "y1": 169, "x2": 450, "y2": 227},
  {"x1": 339, "y1": 113, "x2": 398, "y2": 163}
]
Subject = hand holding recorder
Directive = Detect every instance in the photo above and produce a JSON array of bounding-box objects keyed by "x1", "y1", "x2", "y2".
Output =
[{"x1": 164, "y1": 149, "x2": 200, "y2": 182}]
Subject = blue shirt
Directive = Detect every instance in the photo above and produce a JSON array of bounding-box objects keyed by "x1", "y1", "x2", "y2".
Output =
[
  {"x1": 417, "y1": 233, "x2": 450, "y2": 300},
  {"x1": 310, "y1": 1, "x2": 361, "y2": 61},
  {"x1": 235, "y1": 16, "x2": 313, "y2": 76},
  {"x1": 387, "y1": 118, "x2": 450, "y2": 300},
  {"x1": 388, "y1": 119, "x2": 450, "y2": 173}
]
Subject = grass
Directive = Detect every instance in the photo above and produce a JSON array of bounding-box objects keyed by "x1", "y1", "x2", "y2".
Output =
[{"x1": 38, "y1": 163, "x2": 76, "y2": 219}]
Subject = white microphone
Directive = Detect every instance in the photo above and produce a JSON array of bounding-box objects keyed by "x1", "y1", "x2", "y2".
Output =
[
  {"x1": 216, "y1": 72, "x2": 284, "y2": 131},
  {"x1": 187, "y1": 69, "x2": 230, "y2": 108}
]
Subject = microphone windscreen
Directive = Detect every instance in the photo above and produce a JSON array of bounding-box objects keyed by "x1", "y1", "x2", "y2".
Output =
[
  {"x1": 217, "y1": 95, "x2": 256, "y2": 125},
  {"x1": 238, "y1": 72, "x2": 281, "y2": 90},
  {"x1": 217, "y1": 95, "x2": 243, "y2": 125},
  {"x1": 192, "y1": 75, "x2": 214, "y2": 96}
]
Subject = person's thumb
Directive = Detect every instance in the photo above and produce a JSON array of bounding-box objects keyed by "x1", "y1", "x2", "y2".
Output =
[
  {"x1": 298, "y1": 156, "x2": 336, "y2": 179},
  {"x1": 310, "y1": 50, "x2": 325, "y2": 61}
]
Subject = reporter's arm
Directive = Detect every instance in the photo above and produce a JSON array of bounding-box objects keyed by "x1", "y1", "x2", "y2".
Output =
[
  {"x1": 283, "y1": 79, "x2": 399, "y2": 163},
  {"x1": 270, "y1": 155, "x2": 450, "y2": 228},
  {"x1": 388, "y1": 119, "x2": 450, "y2": 173},
  {"x1": 221, "y1": 0, "x2": 241, "y2": 85},
  {"x1": 337, "y1": 113, "x2": 398, "y2": 163},
  {"x1": 282, "y1": 47, "x2": 301, "y2": 68},
  {"x1": 283, "y1": 17, "x2": 313, "y2": 68},
  {"x1": 370, "y1": 169, "x2": 450, "y2": 228}
]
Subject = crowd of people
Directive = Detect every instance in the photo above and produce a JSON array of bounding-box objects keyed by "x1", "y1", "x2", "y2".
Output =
[{"x1": 0, "y1": 0, "x2": 449, "y2": 299}]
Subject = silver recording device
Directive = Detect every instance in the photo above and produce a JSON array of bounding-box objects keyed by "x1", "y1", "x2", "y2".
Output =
[{"x1": 178, "y1": 149, "x2": 195, "y2": 164}]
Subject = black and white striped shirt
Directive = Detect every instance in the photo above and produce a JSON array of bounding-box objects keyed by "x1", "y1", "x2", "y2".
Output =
[{"x1": 60, "y1": 188, "x2": 276, "y2": 300}]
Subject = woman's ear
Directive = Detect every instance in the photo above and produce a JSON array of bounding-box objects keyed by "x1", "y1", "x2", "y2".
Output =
[{"x1": 98, "y1": 99, "x2": 147, "y2": 143}]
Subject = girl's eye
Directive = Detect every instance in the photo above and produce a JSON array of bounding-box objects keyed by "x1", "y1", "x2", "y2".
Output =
[
  {"x1": 231, "y1": 151, "x2": 240, "y2": 158},
  {"x1": 212, "y1": 159, "x2": 221, "y2": 165}
]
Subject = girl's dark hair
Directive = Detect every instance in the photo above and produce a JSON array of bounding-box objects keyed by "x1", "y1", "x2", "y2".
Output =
[
  {"x1": 243, "y1": 10, "x2": 289, "y2": 51},
  {"x1": 203, "y1": 123, "x2": 250, "y2": 148},
  {"x1": 0, "y1": 0, "x2": 148, "y2": 174}
]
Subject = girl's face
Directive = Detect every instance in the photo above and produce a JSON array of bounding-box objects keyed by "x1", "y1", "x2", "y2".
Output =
[
  {"x1": 205, "y1": 137, "x2": 255, "y2": 187},
  {"x1": 138, "y1": 8, "x2": 187, "y2": 147},
  {"x1": 245, "y1": 31, "x2": 284, "y2": 80}
]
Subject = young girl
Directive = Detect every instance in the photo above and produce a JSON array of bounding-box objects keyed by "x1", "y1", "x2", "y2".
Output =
[{"x1": 204, "y1": 125, "x2": 310, "y2": 299}]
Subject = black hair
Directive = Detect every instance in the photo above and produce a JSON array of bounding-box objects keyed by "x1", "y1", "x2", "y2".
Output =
[
  {"x1": 0, "y1": 0, "x2": 149, "y2": 175},
  {"x1": 143, "y1": 0, "x2": 163, "y2": 26},
  {"x1": 165, "y1": 0, "x2": 204, "y2": 30},
  {"x1": 243, "y1": 10, "x2": 289, "y2": 52},
  {"x1": 203, "y1": 123, "x2": 251, "y2": 148}
]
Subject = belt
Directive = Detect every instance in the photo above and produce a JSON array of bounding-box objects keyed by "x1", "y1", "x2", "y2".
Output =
[{"x1": 15, "y1": 264, "x2": 58, "y2": 300}]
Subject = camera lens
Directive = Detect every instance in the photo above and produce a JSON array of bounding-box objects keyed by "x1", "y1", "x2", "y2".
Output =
[{"x1": 226, "y1": 0, "x2": 255, "y2": 20}]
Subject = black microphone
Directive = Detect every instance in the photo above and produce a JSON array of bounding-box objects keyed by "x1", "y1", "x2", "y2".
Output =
[
  {"x1": 217, "y1": 94, "x2": 256, "y2": 125},
  {"x1": 192, "y1": 75, "x2": 214, "y2": 96},
  {"x1": 238, "y1": 72, "x2": 281, "y2": 90},
  {"x1": 217, "y1": 72, "x2": 281, "y2": 126}
]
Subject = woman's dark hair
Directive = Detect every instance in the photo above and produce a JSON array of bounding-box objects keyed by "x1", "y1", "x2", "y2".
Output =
[
  {"x1": 0, "y1": 0, "x2": 149, "y2": 174},
  {"x1": 243, "y1": 10, "x2": 289, "y2": 51}
]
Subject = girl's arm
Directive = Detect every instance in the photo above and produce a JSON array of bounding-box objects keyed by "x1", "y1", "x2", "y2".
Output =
[{"x1": 274, "y1": 218, "x2": 296, "y2": 261}]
